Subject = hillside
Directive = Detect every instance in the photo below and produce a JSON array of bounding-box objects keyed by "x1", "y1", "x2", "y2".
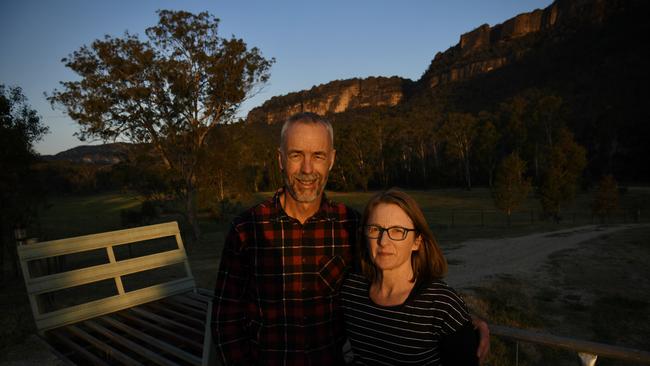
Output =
[
  {"x1": 41, "y1": 143, "x2": 131, "y2": 164},
  {"x1": 244, "y1": 0, "x2": 649, "y2": 182}
]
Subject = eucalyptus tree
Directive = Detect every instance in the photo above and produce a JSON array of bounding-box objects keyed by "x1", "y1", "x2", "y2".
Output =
[{"x1": 48, "y1": 10, "x2": 274, "y2": 239}]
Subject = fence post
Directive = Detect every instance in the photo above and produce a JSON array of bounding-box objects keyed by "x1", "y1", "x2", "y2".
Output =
[
  {"x1": 515, "y1": 341, "x2": 520, "y2": 366},
  {"x1": 578, "y1": 352, "x2": 598, "y2": 366},
  {"x1": 530, "y1": 210, "x2": 534, "y2": 225},
  {"x1": 481, "y1": 210, "x2": 484, "y2": 227},
  {"x1": 451, "y1": 210, "x2": 455, "y2": 228}
]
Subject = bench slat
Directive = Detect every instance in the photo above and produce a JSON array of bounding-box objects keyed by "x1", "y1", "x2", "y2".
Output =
[
  {"x1": 18, "y1": 222, "x2": 182, "y2": 261},
  {"x1": 169, "y1": 294, "x2": 209, "y2": 312},
  {"x1": 36, "y1": 278, "x2": 196, "y2": 331},
  {"x1": 100, "y1": 316, "x2": 202, "y2": 365},
  {"x1": 115, "y1": 311, "x2": 203, "y2": 353},
  {"x1": 85, "y1": 319, "x2": 179, "y2": 366},
  {"x1": 66, "y1": 324, "x2": 143, "y2": 366},
  {"x1": 26, "y1": 249, "x2": 188, "y2": 295},
  {"x1": 162, "y1": 297, "x2": 208, "y2": 318},
  {"x1": 129, "y1": 307, "x2": 204, "y2": 338},
  {"x1": 50, "y1": 327, "x2": 111, "y2": 366},
  {"x1": 144, "y1": 301, "x2": 205, "y2": 328}
]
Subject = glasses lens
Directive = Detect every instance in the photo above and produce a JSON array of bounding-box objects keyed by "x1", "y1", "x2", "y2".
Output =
[
  {"x1": 387, "y1": 227, "x2": 406, "y2": 240},
  {"x1": 365, "y1": 225, "x2": 380, "y2": 238}
]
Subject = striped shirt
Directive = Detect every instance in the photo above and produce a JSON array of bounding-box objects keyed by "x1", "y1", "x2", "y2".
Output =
[
  {"x1": 212, "y1": 188, "x2": 359, "y2": 365},
  {"x1": 341, "y1": 273, "x2": 474, "y2": 365}
]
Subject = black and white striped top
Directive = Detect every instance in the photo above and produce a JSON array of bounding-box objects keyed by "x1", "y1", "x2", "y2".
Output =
[{"x1": 341, "y1": 273, "x2": 474, "y2": 365}]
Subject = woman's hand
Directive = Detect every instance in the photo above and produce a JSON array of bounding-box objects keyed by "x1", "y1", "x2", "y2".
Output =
[{"x1": 472, "y1": 317, "x2": 490, "y2": 364}]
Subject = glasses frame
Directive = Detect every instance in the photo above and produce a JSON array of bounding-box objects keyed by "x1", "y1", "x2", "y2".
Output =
[{"x1": 364, "y1": 224, "x2": 417, "y2": 241}]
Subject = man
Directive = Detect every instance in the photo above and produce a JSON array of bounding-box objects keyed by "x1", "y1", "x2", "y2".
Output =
[{"x1": 212, "y1": 112, "x2": 489, "y2": 365}]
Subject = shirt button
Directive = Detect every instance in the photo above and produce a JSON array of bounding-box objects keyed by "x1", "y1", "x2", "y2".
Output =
[{"x1": 301, "y1": 257, "x2": 307, "y2": 263}]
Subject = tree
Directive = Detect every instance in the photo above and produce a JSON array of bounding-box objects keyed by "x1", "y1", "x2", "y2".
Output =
[
  {"x1": 1, "y1": 84, "x2": 49, "y2": 278},
  {"x1": 492, "y1": 153, "x2": 531, "y2": 226},
  {"x1": 475, "y1": 111, "x2": 500, "y2": 187},
  {"x1": 592, "y1": 175, "x2": 619, "y2": 222},
  {"x1": 538, "y1": 128, "x2": 587, "y2": 222},
  {"x1": 441, "y1": 112, "x2": 478, "y2": 190},
  {"x1": 48, "y1": 10, "x2": 274, "y2": 240}
]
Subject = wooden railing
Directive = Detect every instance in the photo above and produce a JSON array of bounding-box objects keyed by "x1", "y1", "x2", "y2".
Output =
[{"x1": 491, "y1": 325, "x2": 650, "y2": 365}]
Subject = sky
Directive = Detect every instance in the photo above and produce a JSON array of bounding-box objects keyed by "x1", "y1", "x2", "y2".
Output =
[{"x1": 0, "y1": 0, "x2": 553, "y2": 155}]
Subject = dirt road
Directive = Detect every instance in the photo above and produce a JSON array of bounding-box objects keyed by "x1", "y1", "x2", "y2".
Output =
[{"x1": 445, "y1": 224, "x2": 648, "y2": 289}]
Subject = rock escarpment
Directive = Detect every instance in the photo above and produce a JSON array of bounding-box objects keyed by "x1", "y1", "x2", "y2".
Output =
[{"x1": 247, "y1": 77, "x2": 410, "y2": 124}]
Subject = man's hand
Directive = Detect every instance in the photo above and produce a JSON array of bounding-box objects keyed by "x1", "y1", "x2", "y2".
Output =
[{"x1": 472, "y1": 317, "x2": 490, "y2": 364}]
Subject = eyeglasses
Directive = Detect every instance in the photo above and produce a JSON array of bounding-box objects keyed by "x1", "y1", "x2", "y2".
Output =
[{"x1": 364, "y1": 225, "x2": 416, "y2": 241}]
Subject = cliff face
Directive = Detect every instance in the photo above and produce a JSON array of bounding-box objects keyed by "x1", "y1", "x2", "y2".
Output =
[
  {"x1": 247, "y1": 77, "x2": 410, "y2": 124},
  {"x1": 421, "y1": 0, "x2": 613, "y2": 89},
  {"x1": 247, "y1": 0, "x2": 624, "y2": 124}
]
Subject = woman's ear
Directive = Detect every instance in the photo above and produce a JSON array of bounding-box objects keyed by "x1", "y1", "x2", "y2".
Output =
[{"x1": 412, "y1": 235, "x2": 422, "y2": 251}]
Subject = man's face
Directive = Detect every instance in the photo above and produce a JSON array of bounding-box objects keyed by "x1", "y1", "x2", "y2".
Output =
[{"x1": 278, "y1": 122, "x2": 336, "y2": 204}]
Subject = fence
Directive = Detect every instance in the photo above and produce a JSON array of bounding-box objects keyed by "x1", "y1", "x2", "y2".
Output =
[
  {"x1": 492, "y1": 325, "x2": 650, "y2": 365},
  {"x1": 424, "y1": 208, "x2": 647, "y2": 229}
]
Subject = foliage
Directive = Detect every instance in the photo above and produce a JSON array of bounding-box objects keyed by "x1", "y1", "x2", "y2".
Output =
[
  {"x1": 591, "y1": 175, "x2": 619, "y2": 221},
  {"x1": 538, "y1": 128, "x2": 587, "y2": 222},
  {"x1": 440, "y1": 112, "x2": 478, "y2": 190},
  {"x1": 0, "y1": 84, "x2": 49, "y2": 279},
  {"x1": 48, "y1": 10, "x2": 274, "y2": 240},
  {"x1": 492, "y1": 153, "x2": 532, "y2": 225}
]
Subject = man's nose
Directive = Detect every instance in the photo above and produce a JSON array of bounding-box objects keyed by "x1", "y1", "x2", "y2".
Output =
[{"x1": 301, "y1": 156, "x2": 314, "y2": 173}]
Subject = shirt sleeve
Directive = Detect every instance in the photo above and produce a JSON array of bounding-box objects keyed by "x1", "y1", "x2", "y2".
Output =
[
  {"x1": 440, "y1": 322, "x2": 480, "y2": 366},
  {"x1": 211, "y1": 222, "x2": 252, "y2": 365},
  {"x1": 434, "y1": 284, "x2": 473, "y2": 336}
]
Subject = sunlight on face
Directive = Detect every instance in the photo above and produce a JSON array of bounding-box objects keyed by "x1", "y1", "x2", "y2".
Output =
[
  {"x1": 366, "y1": 203, "x2": 420, "y2": 273},
  {"x1": 279, "y1": 122, "x2": 335, "y2": 203}
]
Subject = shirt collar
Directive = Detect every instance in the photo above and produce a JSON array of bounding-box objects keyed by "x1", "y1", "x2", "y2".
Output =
[{"x1": 272, "y1": 187, "x2": 334, "y2": 222}]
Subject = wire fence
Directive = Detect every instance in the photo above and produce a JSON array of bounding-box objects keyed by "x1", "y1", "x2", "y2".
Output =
[{"x1": 423, "y1": 207, "x2": 647, "y2": 230}]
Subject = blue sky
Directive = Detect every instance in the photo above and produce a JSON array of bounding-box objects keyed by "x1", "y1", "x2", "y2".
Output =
[{"x1": 0, "y1": 0, "x2": 553, "y2": 155}]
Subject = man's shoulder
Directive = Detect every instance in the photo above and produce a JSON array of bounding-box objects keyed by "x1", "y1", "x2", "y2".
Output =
[
  {"x1": 230, "y1": 196, "x2": 278, "y2": 228},
  {"x1": 324, "y1": 198, "x2": 361, "y2": 222}
]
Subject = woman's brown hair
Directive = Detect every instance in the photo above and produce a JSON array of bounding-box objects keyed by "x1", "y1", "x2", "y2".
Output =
[{"x1": 358, "y1": 188, "x2": 448, "y2": 283}]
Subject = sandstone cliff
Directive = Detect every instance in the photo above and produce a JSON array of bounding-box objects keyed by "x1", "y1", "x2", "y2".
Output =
[
  {"x1": 421, "y1": 0, "x2": 616, "y2": 89},
  {"x1": 246, "y1": 0, "x2": 626, "y2": 124},
  {"x1": 247, "y1": 77, "x2": 411, "y2": 124}
]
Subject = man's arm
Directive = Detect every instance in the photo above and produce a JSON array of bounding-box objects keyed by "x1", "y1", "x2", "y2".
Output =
[
  {"x1": 471, "y1": 317, "x2": 490, "y2": 365},
  {"x1": 212, "y1": 224, "x2": 251, "y2": 365}
]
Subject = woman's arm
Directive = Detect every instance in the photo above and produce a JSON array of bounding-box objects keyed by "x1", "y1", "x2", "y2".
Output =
[{"x1": 440, "y1": 322, "x2": 480, "y2": 366}]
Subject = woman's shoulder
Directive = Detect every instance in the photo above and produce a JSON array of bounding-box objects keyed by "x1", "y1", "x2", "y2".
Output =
[
  {"x1": 414, "y1": 279, "x2": 467, "y2": 307},
  {"x1": 340, "y1": 272, "x2": 369, "y2": 300}
]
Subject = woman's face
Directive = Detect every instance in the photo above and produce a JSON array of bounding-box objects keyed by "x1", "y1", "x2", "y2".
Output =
[{"x1": 366, "y1": 203, "x2": 421, "y2": 273}]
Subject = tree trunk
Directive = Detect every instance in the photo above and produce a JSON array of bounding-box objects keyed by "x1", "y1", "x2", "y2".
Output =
[
  {"x1": 464, "y1": 156, "x2": 472, "y2": 190},
  {"x1": 185, "y1": 182, "x2": 201, "y2": 242}
]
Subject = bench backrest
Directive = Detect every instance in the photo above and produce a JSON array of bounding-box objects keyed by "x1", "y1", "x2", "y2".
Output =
[{"x1": 17, "y1": 221, "x2": 195, "y2": 333}]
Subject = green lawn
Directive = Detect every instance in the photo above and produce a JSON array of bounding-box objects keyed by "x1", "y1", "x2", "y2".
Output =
[
  {"x1": 35, "y1": 191, "x2": 143, "y2": 241},
  {"x1": 32, "y1": 187, "x2": 649, "y2": 245}
]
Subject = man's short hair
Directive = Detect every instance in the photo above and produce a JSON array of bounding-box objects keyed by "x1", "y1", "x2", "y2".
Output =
[{"x1": 280, "y1": 112, "x2": 334, "y2": 151}]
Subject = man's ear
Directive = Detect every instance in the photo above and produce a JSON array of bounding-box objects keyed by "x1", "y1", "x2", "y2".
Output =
[
  {"x1": 277, "y1": 148, "x2": 284, "y2": 171},
  {"x1": 329, "y1": 149, "x2": 336, "y2": 171}
]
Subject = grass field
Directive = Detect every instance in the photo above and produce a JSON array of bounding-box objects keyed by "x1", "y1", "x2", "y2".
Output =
[{"x1": 2, "y1": 187, "x2": 649, "y2": 364}]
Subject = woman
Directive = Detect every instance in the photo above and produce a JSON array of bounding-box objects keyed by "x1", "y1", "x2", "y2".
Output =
[{"x1": 341, "y1": 189, "x2": 479, "y2": 365}]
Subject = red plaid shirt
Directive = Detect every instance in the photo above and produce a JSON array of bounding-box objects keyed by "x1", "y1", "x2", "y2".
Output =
[{"x1": 212, "y1": 189, "x2": 359, "y2": 365}]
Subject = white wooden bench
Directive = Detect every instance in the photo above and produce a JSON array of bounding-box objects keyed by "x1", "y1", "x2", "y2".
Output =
[{"x1": 17, "y1": 221, "x2": 216, "y2": 365}]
